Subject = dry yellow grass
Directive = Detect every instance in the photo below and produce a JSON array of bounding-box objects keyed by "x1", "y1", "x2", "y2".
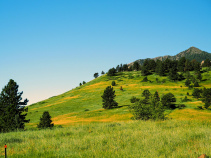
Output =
[
  {"x1": 83, "y1": 82, "x2": 108, "y2": 90},
  {"x1": 168, "y1": 109, "x2": 211, "y2": 121},
  {"x1": 52, "y1": 113, "x2": 133, "y2": 125}
]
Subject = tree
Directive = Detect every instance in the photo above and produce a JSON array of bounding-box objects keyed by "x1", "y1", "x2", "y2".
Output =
[
  {"x1": 37, "y1": 111, "x2": 54, "y2": 129},
  {"x1": 101, "y1": 71, "x2": 105, "y2": 75},
  {"x1": 129, "y1": 95, "x2": 164, "y2": 120},
  {"x1": 153, "y1": 91, "x2": 160, "y2": 102},
  {"x1": 168, "y1": 68, "x2": 179, "y2": 81},
  {"x1": 0, "y1": 79, "x2": 29, "y2": 132},
  {"x1": 101, "y1": 86, "x2": 118, "y2": 109},
  {"x1": 192, "y1": 88, "x2": 202, "y2": 99},
  {"x1": 161, "y1": 93, "x2": 176, "y2": 108},
  {"x1": 185, "y1": 78, "x2": 191, "y2": 87},
  {"x1": 178, "y1": 57, "x2": 186, "y2": 72},
  {"x1": 79, "y1": 83, "x2": 82, "y2": 86},
  {"x1": 83, "y1": 81, "x2": 86, "y2": 85},
  {"x1": 196, "y1": 71, "x2": 202, "y2": 82},
  {"x1": 141, "y1": 66, "x2": 150, "y2": 76},
  {"x1": 94, "y1": 72, "x2": 99, "y2": 78},
  {"x1": 202, "y1": 88, "x2": 211, "y2": 109},
  {"x1": 202, "y1": 59, "x2": 211, "y2": 67},
  {"x1": 142, "y1": 89, "x2": 151, "y2": 100},
  {"x1": 107, "y1": 68, "x2": 116, "y2": 76},
  {"x1": 111, "y1": 81, "x2": 116, "y2": 86},
  {"x1": 122, "y1": 64, "x2": 128, "y2": 71},
  {"x1": 133, "y1": 61, "x2": 140, "y2": 71}
]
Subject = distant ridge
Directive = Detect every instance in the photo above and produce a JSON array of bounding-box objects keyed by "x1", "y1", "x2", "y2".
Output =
[{"x1": 128, "y1": 47, "x2": 211, "y2": 66}]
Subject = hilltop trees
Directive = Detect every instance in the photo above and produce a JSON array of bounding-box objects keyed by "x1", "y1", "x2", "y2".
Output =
[
  {"x1": 94, "y1": 72, "x2": 99, "y2": 78},
  {"x1": 0, "y1": 79, "x2": 30, "y2": 132},
  {"x1": 101, "y1": 86, "x2": 118, "y2": 109}
]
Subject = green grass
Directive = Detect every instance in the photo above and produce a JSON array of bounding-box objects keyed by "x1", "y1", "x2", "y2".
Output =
[{"x1": 1, "y1": 120, "x2": 210, "y2": 157}]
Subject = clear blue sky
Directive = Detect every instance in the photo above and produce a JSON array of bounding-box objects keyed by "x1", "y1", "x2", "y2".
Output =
[{"x1": 0, "y1": 0, "x2": 211, "y2": 104}]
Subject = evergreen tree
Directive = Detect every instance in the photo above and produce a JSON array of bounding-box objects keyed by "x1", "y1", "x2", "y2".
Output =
[
  {"x1": 156, "y1": 61, "x2": 165, "y2": 76},
  {"x1": 196, "y1": 71, "x2": 202, "y2": 82},
  {"x1": 202, "y1": 88, "x2": 211, "y2": 109},
  {"x1": 153, "y1": 91, "x2": 160, "y2": 102},
  {"x1": 111, "y1": 81, "x2": 116, "y2": 86},
  {"x1": 161, "y1": 93, "x2": 176, "y2": 108},
  {"x1": 83, "y1": 81, "x2": 86, "y2": 85},
  {"x1": 133, "y1": 61, "x2": 140, "y2": 71},
  {"x1": 185, "y1": 78, "x2": 191, "y2": 87},
  {"x1": 168, "y1": 68, "x2": 179, "y2": 81},
  {"x1": 37, "y1": 111, "x2": 54, "y2": 129},
  {"x1": 0, "y1": 79, "x2": 29, "y2": 132},
  {"x1": 122, "y1": 64, "x2": 128, "y2": 71},
  {"x1": 107, "y1": 68, "x2": 117, "y2": 76},
  {"x1": 101, "y1": 71, "x2": 105, "y2": 75},
  {"x1": 93, "y1": 72, "x2": 99, "y2": 78},
  {"x1": 202, "y1": 59, "x2": 211, "y2": 67},
  {"x1": 178, "y1": 57, "x2": 186, "y2": 72},
  {"x1": 142, "y1": 89, "x2": 151, "y2": 100},
  {"x1": 101, "y1": 86, "x2": 118, "y2": 109},
  {"x1": 141, "y1": 66, "x2": 150, "y2": 76}
]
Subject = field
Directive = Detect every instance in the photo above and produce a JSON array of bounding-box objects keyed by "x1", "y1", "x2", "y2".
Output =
[
  {"x1": 1, "y1": 120, "x2": 211, "y2": 157},
  {"x1": 1, "y1": 69, "x2": 211, "y2": 157}
]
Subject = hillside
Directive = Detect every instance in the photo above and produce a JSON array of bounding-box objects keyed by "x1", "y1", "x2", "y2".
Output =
[
  {"x1": 26, "y1": 69, "x2": 211, "y2": 127},
  {"x1": 128, "y1": 47, "x2": 211, "y2": 66}
]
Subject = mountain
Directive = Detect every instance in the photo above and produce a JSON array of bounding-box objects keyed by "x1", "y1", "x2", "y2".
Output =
[{"x1": 128, "y1": 47, "x2": 211, "y2": 66}]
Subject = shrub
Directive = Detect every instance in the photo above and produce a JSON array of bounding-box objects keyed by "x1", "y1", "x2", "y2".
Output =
[
  {"x1": 129, "y1": 97, "x2": 165, "y2": 120},
  {"x1": 130, "y1": 96, "x2": 140, "y2": 103},
  {"x1": 111, "y1": 81, "x2": 116, "y2": 86},
  {"x1": 161, "y1": 93, "x2": 176, "y2": 108},
  {"x1": 120, "y1": 86, "x2": 123, "y2": 91},
  {"x1": 177, "y1": 104, "x2": 186, "y2": 109},
  {"x1": 141, "y1": 77, "x2": 148, "y2": 82}
]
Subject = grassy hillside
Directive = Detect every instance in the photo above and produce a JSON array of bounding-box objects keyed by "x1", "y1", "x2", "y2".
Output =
[
  {"x1": 26, "y1": 69, "x2": 211, "y2": 128},
  {"x1": 1, "y1": 69, "x2": 211, "y2": 157}
]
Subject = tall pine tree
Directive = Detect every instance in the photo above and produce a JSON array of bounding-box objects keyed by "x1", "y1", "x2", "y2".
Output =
[{"x1": 0, "y1": 79, "x2": 29, "y2": 132}]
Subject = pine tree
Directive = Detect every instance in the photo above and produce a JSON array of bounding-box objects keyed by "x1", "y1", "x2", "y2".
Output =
[
  {"x1": 153, "y1": 91, "x2": 160, "y2": 102},
  {"x1": 37, "y1": 111, "x2": 54, "y2": 129},
  {"x1": 101, "y1": 86, "x2": 118, "y2": 109},
  {"x1": 0, "y1": 79, "x2": 29, "y2": 132}
]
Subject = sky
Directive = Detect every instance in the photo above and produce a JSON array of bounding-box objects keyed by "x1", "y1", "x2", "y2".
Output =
[{"x1": 0, "y1": 0, "x2": 211, "y2": 104}]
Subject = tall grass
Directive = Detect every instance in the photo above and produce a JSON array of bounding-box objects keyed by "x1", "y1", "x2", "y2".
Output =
[{"x1": 1, "y1": 120, "x2": 210, "y2": 157}]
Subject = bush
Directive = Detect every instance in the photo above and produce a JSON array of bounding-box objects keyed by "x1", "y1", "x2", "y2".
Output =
[
  {"x1": 161, "y1": 93, "x2": 176, "y2": 108},
  {"x1": 141, "y1": 77, "x2": 148, "y2": 82},
  {"x1": 129, "y1": 98, "x2": 165, "y2": 120},
  {"x1": 177, "y1": 104, "x2": 186, "y2": 109},
  {"x1": 111, "y1": 81, "x2": 116, "y2": 86},
  {"x1": 130, "y1": 96, "x2": 140, "y2": 103},
  {"x1": 120, "y1": 86, "x2": 123, "y2": 91}
]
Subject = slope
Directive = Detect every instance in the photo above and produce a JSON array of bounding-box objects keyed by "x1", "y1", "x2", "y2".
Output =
[{"x1": 26, "y1": 70, "x2": 211, "y2": 127}]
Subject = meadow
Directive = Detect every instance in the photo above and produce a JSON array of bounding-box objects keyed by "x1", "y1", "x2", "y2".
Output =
[
  {"x1": 1, "y1": 69, "x2": 211, "y2": 157},
  {"x1": 0, "y1": 120, "x2": 210, "y2": 157}
]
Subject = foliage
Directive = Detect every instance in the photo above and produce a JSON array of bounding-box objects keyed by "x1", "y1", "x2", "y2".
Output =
[
  {"x1": 120, "y1": 86, "x2": 123, "y2": 91},
  {"x1": 83, "y1": 81, "x2": 86, "y2": 85},
  {"x1": 107, "y1": 68, "x2": 117, "y2": 76},
  {"x1": 37, "y1": 111, "x2": 54, "y2": 129},
  {"x1": 142, "y1": 89, "x2": 151, "y2": 100},
  {"x1": 141, "y1": 77, "x2": 148, "y2": 82},
  {"x1": 185, "y1": 79, "x2": 191, "y2": 87},
  {"x1": 153, "y1": 91, "x2": 160, "y2": 102},
  {"x1": 130, "y1": 96, "x2": 140, "y2": 103},
  {"x1": 192, "y1": 88, "x2": 202, "y2": 99},
  {"x1": 101, "y1": 86, "x2": 118, "y2": 109},
  {"x1": 133, "y1": 61, "x2": 140, "y2": 71},
  {"x1": 101, "y1": 71, "x2": 105, "y2": 75},
  {"x1": 111, "y1": 81, "x2": 116, "y2": 86},
  {"x1": 202, "y1": 88, "x2": 211, "y2": 109},
  {"x1": 129, "y1": 96, "x2": 165, "y2": 120},
  {"x1": 161, "y1": 93, "x2": 176, "y2": 108},
  {"x1": 177, "y1": 104, "x2": 186, "y2": 109},
  {"x1": 0, "y1": 79, "x2": 29, "y2": 132},
  {"x1": 94, "y1": 72, "x2": 99, "y2": 78}
]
